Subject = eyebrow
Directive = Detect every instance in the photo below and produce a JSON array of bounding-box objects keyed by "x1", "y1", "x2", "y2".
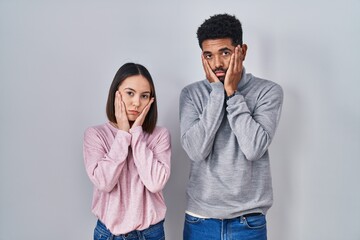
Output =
[
  {"x1": 203, "y1": 47, "x2": 232, "y2": 55},
  {"x1": 219, "y1": 47, "x2": 232, "y2": 52},
  {"x1": 124, "y1": 87, "x2": 151, "y2": 94}
]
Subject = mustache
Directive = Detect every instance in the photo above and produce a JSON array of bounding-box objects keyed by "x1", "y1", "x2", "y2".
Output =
[{"x1": 214, "y1": 67, "x2": 226, "y2": 72}]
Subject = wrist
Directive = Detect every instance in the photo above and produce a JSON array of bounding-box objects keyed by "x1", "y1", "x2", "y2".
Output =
[
  {"x1": 224, "y1": 82, "x2": 238, "y2": 96},
  {"x1": 226, "y1": 90, "x2": 237, "y2": 100},
  {"x1": 225, "y1": 88, "x2": 237, "y2": 97}
]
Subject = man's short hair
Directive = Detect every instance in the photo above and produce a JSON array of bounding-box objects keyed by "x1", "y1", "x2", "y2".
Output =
[{"x1": 197, "y1": 13, "x2": 243, "y2": 48}]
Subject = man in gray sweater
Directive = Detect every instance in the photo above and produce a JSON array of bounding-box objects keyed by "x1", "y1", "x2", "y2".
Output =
[{"x1": 179, "y1": 14, "x2": 283, "y2": 240}]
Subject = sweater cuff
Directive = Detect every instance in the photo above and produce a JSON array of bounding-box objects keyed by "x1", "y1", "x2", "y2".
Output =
[
  {"x1": 129, "y1": 126, "x2": 143, "y2": 134},
  {"x1": 130, "y1": 126, "x2": 143, "y2": 143},
  {"x1": 226, "y1": 92, "x2": 244, "y2": 105},
  {"x1": 115, "y1": 129, "x2": 131, "y2": 141},
  {"x1": 210, "y1": 81, "x2": 225, "y2": 92},
  {"x1": 107, "y1": 130, "x2": 131, "y2": 160}
]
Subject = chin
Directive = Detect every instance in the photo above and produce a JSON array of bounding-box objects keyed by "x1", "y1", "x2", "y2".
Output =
[{"x1": 127, "y1": 116, "x2": 137, "y2": 121}]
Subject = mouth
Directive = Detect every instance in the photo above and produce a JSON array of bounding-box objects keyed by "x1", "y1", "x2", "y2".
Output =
[
  {"x1": 127, "y1": 110, "x2": 140, "y2": 115},
  {"x1": 214, "y1": 70, "x2": 225, "y2": 77}
]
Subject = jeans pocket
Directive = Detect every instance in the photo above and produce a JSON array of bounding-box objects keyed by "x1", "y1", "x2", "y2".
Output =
[
  {"x1": 184, "y1": 213, "x2": 204, "y2": 224},
  {"x1": 94, "y1": 220, "x2": 111, "y2": 240},
  {"x1": 244, "y1": 214, "x2": 267, "y2": 229},
  {"x1": 143, "y1": 221, "x2": 165, "y2": 240},
  {"x1": 94, "y1": 228, "x2": 109, "y2": 240}
]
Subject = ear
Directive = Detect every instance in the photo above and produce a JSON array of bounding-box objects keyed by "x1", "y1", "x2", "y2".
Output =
[{"x1": 241, "y1": 44, "x2": 248, "y2": 60}]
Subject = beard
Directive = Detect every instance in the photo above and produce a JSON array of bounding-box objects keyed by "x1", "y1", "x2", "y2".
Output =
[{"x1": 214, "y1": 67, "x2": 227, "y2": 82}]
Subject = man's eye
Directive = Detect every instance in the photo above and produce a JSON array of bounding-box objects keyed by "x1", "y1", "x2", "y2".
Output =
[
  {"x1": 223, "y1": 51, "x2": 231, "y2": 56},
  {"x1": 205, "y1": 54, "x2": 212, "y2": 59}
]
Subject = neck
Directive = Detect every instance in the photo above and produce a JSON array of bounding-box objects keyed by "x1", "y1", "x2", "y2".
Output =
[{"x1": 110, "y1": 121, "x2": 134, "y2": 129}]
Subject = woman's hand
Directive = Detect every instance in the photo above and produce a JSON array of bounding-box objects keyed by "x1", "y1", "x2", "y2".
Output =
[
  {"x1": 114, "y1": 91, "x2": 130, "y2": 132},
  {"x1": 131, "y1": 97, "x2": 155, "y2": 129}
]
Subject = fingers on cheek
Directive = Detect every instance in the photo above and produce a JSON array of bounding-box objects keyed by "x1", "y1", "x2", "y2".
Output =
[{"x1": 203, "y1": 63, "x2": 209, "y2": 74}]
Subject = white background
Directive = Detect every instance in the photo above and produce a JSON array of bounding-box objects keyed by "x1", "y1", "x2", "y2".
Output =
[{"x1": 1, "y1": 0, "x2": 359, "y2": 239}]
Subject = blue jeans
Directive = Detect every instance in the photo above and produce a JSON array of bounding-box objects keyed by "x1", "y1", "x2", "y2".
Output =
[
  {"x1": 94, "y1": 219, "x2": 165, "y2": 240},
  {"x1": 183, "y1": 213, "x2": 267, "y2": 240}
]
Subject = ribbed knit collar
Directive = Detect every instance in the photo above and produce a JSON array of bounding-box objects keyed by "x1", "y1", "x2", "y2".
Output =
[{"x1": 237, "y1": 67, "x2": 250, "y2": 90}]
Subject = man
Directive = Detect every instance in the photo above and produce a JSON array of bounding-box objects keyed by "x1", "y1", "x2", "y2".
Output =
[{"x1": 179, "y1": 13, "x2": 283, "y2": 240}]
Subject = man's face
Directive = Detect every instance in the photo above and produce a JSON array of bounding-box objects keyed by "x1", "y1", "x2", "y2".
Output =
[{"x1": 201, "y1": 38, "x2": 236, "y2": 82}]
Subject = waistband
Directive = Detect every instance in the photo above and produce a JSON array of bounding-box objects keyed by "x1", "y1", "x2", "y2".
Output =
[
  {"x1": 185, "y1": 211, "x2": 263, "y2": 220},
  {"x1": 96, "y1": 219, "x2": 164, "y2": 238}
]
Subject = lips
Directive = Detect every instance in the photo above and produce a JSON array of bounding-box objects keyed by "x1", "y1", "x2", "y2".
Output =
[
  {"x1": 128, "y1": 110, "x2": 139, "y2": 115},
  {"x1": 215, "y1": 71, "x2": 225, "y2": 77}
]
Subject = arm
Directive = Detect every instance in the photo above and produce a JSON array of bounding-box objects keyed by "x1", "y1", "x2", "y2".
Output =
[
  {"x1": 179, "y1": 83, "x2": 225, "y2": 162},
  {"x1": 83, "y1": 127, "x2": 131, "y2": 192},
  {"x1": 130, "y1": 127, "x2": 171, "y2": 193},
  {"x1": 226, "y1": 84, "x2": 283, "y2": 161}
]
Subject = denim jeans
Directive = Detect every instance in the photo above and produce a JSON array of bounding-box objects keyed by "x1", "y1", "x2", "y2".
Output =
[
  {"x1": 94, "y1": 219, "x2": 165, "y2": 240},
  {"x1": 183, "y1": 213, "x2": 267, "y2": 240}
]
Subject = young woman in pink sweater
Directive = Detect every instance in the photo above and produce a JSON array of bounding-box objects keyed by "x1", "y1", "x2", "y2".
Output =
[{"x1": 83, "y1": 63, "x2": 171, "y2": 239}]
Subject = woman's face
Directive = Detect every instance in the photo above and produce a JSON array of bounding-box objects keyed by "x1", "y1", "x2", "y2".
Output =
[{"x1": 118, "y1": 75, "x2": 151, "y2": 121}]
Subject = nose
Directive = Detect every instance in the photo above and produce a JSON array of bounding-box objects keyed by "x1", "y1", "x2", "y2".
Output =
[
  {"x1": 132, "y1": 96, "x2": 140, "y2": 108},
  {"x1": 214, "y1": 55, "x2": 223, "y2": 69}
]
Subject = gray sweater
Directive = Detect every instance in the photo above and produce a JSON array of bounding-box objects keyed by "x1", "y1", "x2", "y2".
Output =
[{"x1": 179, "y1": 69, "x2": 283, "y2": 218}]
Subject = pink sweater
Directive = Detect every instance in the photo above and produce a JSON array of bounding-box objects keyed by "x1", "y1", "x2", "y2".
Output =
[{"x1": 83, "y1": 122, "x2": 171, "y2": 235}]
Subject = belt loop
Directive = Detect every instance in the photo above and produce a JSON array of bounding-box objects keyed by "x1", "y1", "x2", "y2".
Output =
[
  {"x1": 136, "y1": 230, "x2": 143, "y2": 240},
  {"x1": 240, "y1": 216, "x2": 246, "y2": 224}
]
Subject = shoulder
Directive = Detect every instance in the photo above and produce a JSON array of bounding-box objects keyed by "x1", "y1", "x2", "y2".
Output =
[
  {"x1": 152, "y1": 126, "x2": 171, "y2": 139},
  {"x1": 85, "y1": 123, "x2": 107, "y2": 133},
  {"x1": 84, "y1": 123, "x2": 114, "y2": 140},
  {"x1": 180, "y1": 80, "x2": 214, "y2": 103},
  {"x1": 146, "y1": 126, "x2": 171, "y2": 148},
  {"x1": 183, "y1": 79, "x2": 207, "y2": 89},
  {"x1": 248, "y1": 74, "x2": 283, "y2": 97},
  {"x1": 181, "y1": 80, "x2": 209, "y2": 94}
]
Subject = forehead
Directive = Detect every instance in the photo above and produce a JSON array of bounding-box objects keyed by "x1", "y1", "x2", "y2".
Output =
[
  {"x1": 201, "y1": 38, "x2": 234, "y2": 52},
  {"x1": 119, "y1": 75, "x2": 151, "y2": 92}
]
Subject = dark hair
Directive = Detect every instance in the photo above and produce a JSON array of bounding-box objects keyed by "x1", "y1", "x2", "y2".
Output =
[
  {"x1": 106, "y1": 63, "x2": 158, "y2": 134},
  {"x1": 197, "y1": 13, "x2": 243, "y2": 48}
]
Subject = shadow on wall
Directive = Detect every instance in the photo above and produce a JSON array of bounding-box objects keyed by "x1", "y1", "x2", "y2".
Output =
[
  {"x1": 265, "y1": 32, "x2": 335, "y2": 239},
  {"x1": 268, "y1": 87, "x2": 303, "y2": 240},
  {"x1": 161, "y1": 92, "x2": 190, "y2": 240},
  {"x1": 251, "y1": 31, "x2": 305, "y2": 240}
]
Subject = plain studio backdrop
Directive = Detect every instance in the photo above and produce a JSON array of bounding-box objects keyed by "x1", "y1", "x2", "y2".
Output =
[{"x1": 1, "y1": 0, "x2": 359, "y2": 239}]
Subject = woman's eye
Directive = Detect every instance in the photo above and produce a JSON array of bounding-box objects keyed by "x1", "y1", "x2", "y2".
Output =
[
  {"x1": 126, "y1": 91, "x2": 134, "y2": 96},
  {"x1": 142, "y1": 95, "x2": 150, "y2": 99}
]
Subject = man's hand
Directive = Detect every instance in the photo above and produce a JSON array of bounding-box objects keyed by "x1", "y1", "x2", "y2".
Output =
[
  {"x1": 114, "y1": 91, "x2": 130, "y2": 132},
  {"x1": 202, "y1": 54, "x2": 220, "y2": 83},
  {"x1": 224, "y1": 45, "x2": 244, "y2": 96}
]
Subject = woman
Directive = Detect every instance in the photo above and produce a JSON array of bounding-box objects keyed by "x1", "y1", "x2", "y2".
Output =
[{"x1": 83, "y1": 62, "x2": 171, "y2": 240}]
